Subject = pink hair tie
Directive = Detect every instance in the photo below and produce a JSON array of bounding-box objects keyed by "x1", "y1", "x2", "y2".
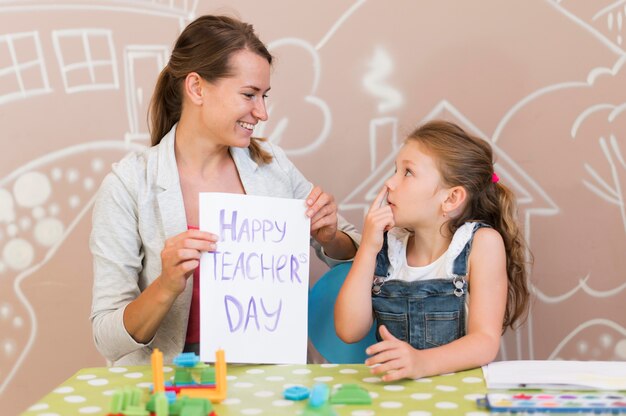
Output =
[{"x1": 492, "y1": 172, "x2": 500, "y2": 183}]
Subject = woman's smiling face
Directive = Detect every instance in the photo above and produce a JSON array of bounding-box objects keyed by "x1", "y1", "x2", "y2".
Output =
[{"x1": 198, "y1": 49, "x2": 271, "y2": 147}]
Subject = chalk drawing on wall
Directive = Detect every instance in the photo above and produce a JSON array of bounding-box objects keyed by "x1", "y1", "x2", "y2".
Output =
[
  {"x1": 569, "y1": 57, "x2": 626, "y2": 239},
  {"x1": 0, "y1": 31, "x2": 51, "y2": 105},
  {"x1": 258, "y1": 37, "x2": 331, "y2": 156},
  {"x1": 548, "y1": 0, "x2": 625, "y2": 55},
  {"x1": 0, "y1": 1, "x2": 200, "y2": 401},
  {"x1": 590, "y1": 1, "x2": 626, "y2": 46},
  {"x1": 0, "y1": 1, "x2": 196, "y2": 18},
  {"x1": 482, "y1": 0, "x2": 626, "y2": 358},
  {"x1": 490, "y1": 51, "x2": 626, "y2": 317},
  {"x1": 315, "y1": 0, "x2": 366, "y2": 50},
  {"x1": 583, "y1": 134, "x2": 626, "y2": 228},
  {"x1": 52, "y1": 28, "x2": 119, "y2": 94},
  {"x1": 486, "y1": 2, "x2": 626, "y2": 362},
  {"x1": 124, "y1": 45, "x2": 169, "y2": 143},
  {"x1": 257, "y1": 0, "x2": 368, "y2": 156},
  {"x1": 362, "y1": 47, "x2": 403, "y2": 114},
  {"x1": 548, "y1": 319, "x2": 626, "y2": 360},
  {"x1": 368, "y1": 117, "x2": 400, "y2": 173},
  {"x1": 360, "y1": 44, "x2": 403, "y2": 172},
  {"x1": 0, "y1": 141, "x2": 146, "y2": 395}
]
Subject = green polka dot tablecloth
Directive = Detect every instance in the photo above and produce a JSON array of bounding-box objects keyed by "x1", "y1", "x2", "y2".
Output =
[{"x1": 22, "y1": 364, "x2": 489, "y2": 416}]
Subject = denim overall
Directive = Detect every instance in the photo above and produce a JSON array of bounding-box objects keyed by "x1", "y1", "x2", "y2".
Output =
[{"x1": 371, "y1": 223, "x2": 490, "y2": 350}]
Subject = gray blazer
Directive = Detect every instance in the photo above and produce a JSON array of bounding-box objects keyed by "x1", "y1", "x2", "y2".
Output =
[{"x1": 90, "y1": 125, "x2": 359, "y2": 365}]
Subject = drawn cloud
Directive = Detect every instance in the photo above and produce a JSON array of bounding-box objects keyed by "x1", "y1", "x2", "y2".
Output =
[{"x1": 254, "y1": 38, "x2": 331, "y2": 156}]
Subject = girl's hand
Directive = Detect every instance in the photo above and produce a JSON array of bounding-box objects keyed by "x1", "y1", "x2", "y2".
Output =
[
  {"x1": 362, "y1": 186, "x2": 394, "y2": 253},
  {"x1": 159, "y1": 229, "x2": 218, "y2": 296},
  {"x1": 365, "y1": 325, "x2": 421, "y2": 382},
  {"x1": 306, "y1": 185, "x2": 339, "y2": 244}
]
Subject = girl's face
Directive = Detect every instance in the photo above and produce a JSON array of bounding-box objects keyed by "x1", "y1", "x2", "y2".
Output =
[
  {"x1": 198, "y1": 49, "x2": 271, "y2": 147},
  {"x1": 385, "y1": 140, "x2": 449, "y2": 229}
]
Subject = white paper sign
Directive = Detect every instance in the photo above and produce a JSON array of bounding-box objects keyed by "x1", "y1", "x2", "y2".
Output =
[{"x1": 199, "y1": 193, "x2": 311, "y2": 364}]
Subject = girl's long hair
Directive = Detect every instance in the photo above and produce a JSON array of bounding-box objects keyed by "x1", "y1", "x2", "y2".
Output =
[{"x1": 408, "y1": 120, "x2": 531, "y2": 331}]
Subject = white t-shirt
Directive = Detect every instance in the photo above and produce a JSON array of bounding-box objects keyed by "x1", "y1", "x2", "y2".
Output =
[{"x1": 385, "y1": 222, "x2": 479, "y2": 283}]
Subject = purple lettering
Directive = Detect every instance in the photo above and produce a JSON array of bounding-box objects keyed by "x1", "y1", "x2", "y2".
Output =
[
  {"x1": 290, "y1": 255, "x2": 301, "y2": 283},
  {"x1": 236, "y1": 218, "x2": 250, "y2": 242},
  {"x1": 275, "y1": 255, "x2": 287, "y2": 283},
  {"x1": 219, "y1": 209, "x2": 238, "y2": 242},
  {"x1": 220, "y1": 251, "x2": 233, "y2": 280},
  {"x1": 273, "y1": 221, "x2": 287, "y2": 242},
  {"x1": 246, "y1": 253, "x2": 259, "y2": 280},
  {"x1": 224, "y1": 295, "x2": 242, "y2": 332},
  {"x1": 263, "y1": 220, "x2": 273, "y2": 241},
  {"x1": 260, "y1": 298, "x2": 282, "y2": 332},
  {"x1": 251, "y1": 219, "x2": 262, "y2": 241},
  {"x1": 232, "y1": 252, "x2": 245, "y2": 280},
  {"x1": 206, "y1": 251, "x2": 220, "y2": 280},
  {"x1": 225, "y1": 295, "x2": 282, "y2": 333},
  {"x1": 244, "y1": 297, "x2": 260, "y2": 331},
  {"x1": 260, "y1": 253, "x2": 275, "y2": 281}
]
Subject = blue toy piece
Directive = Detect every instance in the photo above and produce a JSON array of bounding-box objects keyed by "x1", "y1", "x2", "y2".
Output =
[
  {"x1": 308, "y1": 383, "x2": 330, "y2": 408},
  {"x1": 283, "y1": 385, "x2": 310, "y2": 401},
  {"x1": 308, "y1": 262, "x2": 377, "y2": 363},
  {"x1": 172, "y1": 352, "x2": 200, "y2": 367},
  {"x1": 164, "y1": 391, "x2": 177, "y2": 404}
]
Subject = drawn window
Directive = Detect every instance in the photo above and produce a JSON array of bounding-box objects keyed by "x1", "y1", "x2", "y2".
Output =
[
  {"x1": 0, "y1": 32, "x2": 50, "y2": 105},
  {"x1": 52, "y1": 29, "x2": 118, "y2": 93}
]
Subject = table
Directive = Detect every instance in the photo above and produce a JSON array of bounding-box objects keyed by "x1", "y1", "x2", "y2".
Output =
[{"x1": 22, "y1": 364, "x2": 489, "y2": 416}]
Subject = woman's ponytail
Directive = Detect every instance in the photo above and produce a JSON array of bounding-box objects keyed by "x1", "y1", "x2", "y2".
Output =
[{"x1": 149, "y1": 67, "x2": 182, "y2": 146}]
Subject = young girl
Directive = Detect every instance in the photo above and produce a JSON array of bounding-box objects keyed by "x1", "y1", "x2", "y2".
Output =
[{"x1": 335, "y1": 120, "x2": 530, "y2": 381}]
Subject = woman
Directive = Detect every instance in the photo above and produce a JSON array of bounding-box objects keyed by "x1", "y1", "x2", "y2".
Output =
[{"x1": 90, "y1": 15, "x2": 359, "y2": 365}]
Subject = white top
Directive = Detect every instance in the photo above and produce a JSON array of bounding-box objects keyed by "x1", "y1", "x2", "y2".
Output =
[{"x1": 385, "y1": 222, "x2": 479, "y2": 283}]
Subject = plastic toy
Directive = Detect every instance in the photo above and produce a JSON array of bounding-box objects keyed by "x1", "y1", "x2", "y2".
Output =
[
  {"x1": 176, "y1": 349, "x2": 226, "y2": 403},
  {"x1": 107, "y1": 348, "x2": 226, "y2": 415},
  {"x1": 173, "y1": 352, "x2": 200, "y2": 367},
  {"x1": 308, "y1": 383, "x2": 330, "y2": 408},
  {"x1": 299, "y1": 383, "x2": 337, "y2": 416},
  {"x1": 283, "y1": 385, "x2": 310, "y2": 401},
  {"x1": 330, "y1": 384, "x2": 372, "y2": 405}
]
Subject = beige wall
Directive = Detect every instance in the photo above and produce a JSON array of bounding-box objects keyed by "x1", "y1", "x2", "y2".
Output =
[{"x1": 1, "y1": 0, "x2": 625, "y2": 413}]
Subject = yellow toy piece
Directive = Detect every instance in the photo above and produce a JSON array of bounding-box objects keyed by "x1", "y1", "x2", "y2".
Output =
[{"x1": 151, "y1": 348, "x2": 165, "y2": 394}]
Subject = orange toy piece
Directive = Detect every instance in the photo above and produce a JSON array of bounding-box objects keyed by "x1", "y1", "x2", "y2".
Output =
[{"x1": 151, "y1": 348, "x2": 165, "y2": 394}]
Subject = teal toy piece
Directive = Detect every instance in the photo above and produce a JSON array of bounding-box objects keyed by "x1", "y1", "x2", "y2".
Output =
[
  {"x1": 283, "y1": 385, "x2": 310, "y2": 401},
  {"x1": 173, "y1": 352, "x2": 200, "y2": 367},
  {"x1": 308, "y1": 383, "x2": 330, "y2": 408}
]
